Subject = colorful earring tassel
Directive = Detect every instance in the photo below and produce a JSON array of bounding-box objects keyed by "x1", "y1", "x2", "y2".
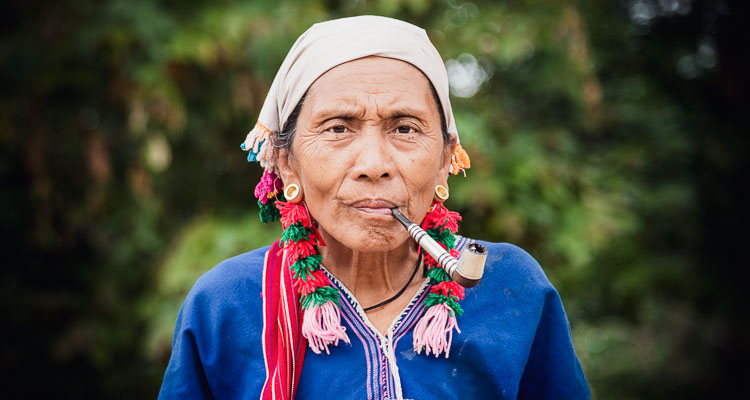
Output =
[
  {"x1": 276, "y1": 200, "x2": 350, "y2": 354},
  {"x1": 254, "y1": 170, "x2": 283, "y2": 223},
  {"x1": 413, "y1": 201, "x2": 465, "y2": 358}
]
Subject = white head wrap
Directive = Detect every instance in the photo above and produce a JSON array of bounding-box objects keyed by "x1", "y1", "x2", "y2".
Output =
[{"x1": 241, "y1": 15, "x2": 470, "y2": 175}]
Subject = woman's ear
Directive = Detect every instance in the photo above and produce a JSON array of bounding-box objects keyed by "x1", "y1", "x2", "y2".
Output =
[
  {"x1": 275, "y1": 147, "x2": 300, "y2": 186},
  {"x1": 438, "y1": 141, "x2": 457, "y2": 177}
]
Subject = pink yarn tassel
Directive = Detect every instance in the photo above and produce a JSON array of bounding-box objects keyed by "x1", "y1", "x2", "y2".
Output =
[
  {"x1": 413, "y1": 303, "x2": 461, "y2": 358},
  {"x1": 302, "y1": 301, "x2": 350, "y2": 355},
  {"x1": 254, "y1": 170, "x2": 282, "y2": 205}
]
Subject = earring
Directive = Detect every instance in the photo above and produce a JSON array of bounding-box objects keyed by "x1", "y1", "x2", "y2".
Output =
[
  {"x1": 434, "y1": 184, "x2": 449, "y2": 202},
  {"x1": 284, "y1": 183, "x2": 302, "y2": 202}
]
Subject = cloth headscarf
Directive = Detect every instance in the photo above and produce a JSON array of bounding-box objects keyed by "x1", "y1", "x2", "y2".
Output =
[{"x1": 241, "y1": 15, "x2": 470, "y2": 175}]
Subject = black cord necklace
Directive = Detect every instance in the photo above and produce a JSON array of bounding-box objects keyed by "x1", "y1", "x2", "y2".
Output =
[{"x1": 363, "y1": 253, "x2": 422, "y2": 312}]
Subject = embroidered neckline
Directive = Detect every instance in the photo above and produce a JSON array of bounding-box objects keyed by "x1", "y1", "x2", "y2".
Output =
[{"x1": 320, "y1": 265, "x2": 431, "y2": 340}]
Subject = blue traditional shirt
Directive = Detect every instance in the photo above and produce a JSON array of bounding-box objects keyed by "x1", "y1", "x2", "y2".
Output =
[{"x1": 159, "y1": 239, "x2": 590, "y2": 399}]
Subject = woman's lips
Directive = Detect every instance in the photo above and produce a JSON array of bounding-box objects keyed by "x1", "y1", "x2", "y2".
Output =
[{"x1": 348, "y1": 199, "x2": 398, "y2": 216}]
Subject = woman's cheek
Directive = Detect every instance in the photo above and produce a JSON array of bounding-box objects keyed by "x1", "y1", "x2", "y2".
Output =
[{"x1": 403, "y1": 153, "x2": 441, "y2": 186}]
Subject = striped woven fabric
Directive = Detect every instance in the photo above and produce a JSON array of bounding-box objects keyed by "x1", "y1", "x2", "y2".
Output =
[{"x1": 261, "y1": 240, "x2": 307, "y2": 399}]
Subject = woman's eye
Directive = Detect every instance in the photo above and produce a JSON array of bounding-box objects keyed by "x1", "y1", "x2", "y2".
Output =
[
  {"x1": 331, "y1": 125, "x2": 347, "y2": 134},
  {"x1": 396, "y1": 125, "x2": 415, "y2": 134}
]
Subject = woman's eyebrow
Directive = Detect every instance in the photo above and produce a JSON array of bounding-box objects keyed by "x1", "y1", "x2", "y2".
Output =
[
  {"x1": 311, "y1": 104, "x2": 366, "y2": 122},
  {"x1": 310, "y1": 105, "x2": 431, "y2": 123},
  {"x1": 381, "y1": 107, "x2": 430, "y2": 123}
]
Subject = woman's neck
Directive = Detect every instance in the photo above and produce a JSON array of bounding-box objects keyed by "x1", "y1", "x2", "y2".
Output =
[{"x1": 317, "y1": 227, "x2": 421, "y2": 314}]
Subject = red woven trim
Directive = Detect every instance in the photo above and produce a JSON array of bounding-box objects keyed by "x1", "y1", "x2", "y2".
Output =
[{"x1": 261, "y1": 240, "x2": 308, "y2": 399}]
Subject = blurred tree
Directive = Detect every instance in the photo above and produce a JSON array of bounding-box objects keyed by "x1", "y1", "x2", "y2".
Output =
[{"x1": 1, "y1": 0, "x2": 747, "y2": 398}]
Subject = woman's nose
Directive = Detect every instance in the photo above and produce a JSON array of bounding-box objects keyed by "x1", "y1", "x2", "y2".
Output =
[{"x1": 349, "y1": 130, "x2": 395, "y2": 182}]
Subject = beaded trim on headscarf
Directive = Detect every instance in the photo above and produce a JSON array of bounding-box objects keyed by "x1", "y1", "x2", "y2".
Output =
[{"x1": 241, "y1": 122, "x2": 277, "y2": 172}]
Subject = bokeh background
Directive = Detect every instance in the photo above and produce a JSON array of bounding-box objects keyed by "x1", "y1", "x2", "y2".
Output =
[{"x1": 2, "y1": 0, "x2": 749, "y2": 398}]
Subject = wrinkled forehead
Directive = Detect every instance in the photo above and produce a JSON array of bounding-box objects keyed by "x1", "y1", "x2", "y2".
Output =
[
  {"x1": 306, "y1": 56, "x2": 434, "y2": 99},
  {"x1": 301, "y1": 57, "x2": 440, "y2": 125}
]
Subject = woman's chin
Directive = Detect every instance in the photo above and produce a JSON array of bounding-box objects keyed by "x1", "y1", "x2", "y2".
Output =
[{"x1": 322, "y1": 225, "x2": 411, "y2": 253}]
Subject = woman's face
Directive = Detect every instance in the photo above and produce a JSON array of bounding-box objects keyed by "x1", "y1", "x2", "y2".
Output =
[{"x1": 278, "y1": 56, "x2": 453, "y2": 253}]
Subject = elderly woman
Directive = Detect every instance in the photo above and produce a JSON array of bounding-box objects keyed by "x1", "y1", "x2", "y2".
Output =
[{"x1": 159, "y1": 16, "x2": 589, "y2": 400}]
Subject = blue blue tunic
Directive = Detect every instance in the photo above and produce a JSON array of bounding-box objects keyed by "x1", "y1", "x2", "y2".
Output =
[{"x1": 159, "y1": 239, "x2": 590, "y2": 399}]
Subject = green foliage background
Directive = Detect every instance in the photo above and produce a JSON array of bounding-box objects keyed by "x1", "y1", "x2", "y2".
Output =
[{"x1": 2, "y1": 0, "x2": 748, "y2": 398}]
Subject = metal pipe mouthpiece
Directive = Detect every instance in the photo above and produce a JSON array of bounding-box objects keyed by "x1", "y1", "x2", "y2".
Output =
[{"x1": 390, "y1": 207, "x2": 488, "y2": 288}]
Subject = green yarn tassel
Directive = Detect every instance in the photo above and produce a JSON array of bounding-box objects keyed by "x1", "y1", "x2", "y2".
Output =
[
  {"x1": 424, "y1": 293, "x2": 464, "y2": 317},
  {"x1": 290, "y1": 255, "x2": 322, "y2": 280},
  {"x1": 426, "y1": 226, "x2": 455, "y2": 250},
  {"x1": 301, "y1": 286, "x2": 341, "y2": 309},
  {"x1": 258, "y1": 199, "x2": 280, "y2": 223},
  {"x1": 427, "y1": 266, "x2": 452, "y2": 283},
  {"x1": 281, "y1": 223, "x2": 311, "y2": 245}
]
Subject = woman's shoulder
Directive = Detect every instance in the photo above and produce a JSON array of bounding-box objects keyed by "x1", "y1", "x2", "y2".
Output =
[
  {"x1": 457, "y1": 239, "x2": 564, "y2": 342},
  {"x1": 477, "y1": 240, "x2": 550, "y2": 282},
  {"x1": 182, "y1": 245, "x2": 271, "y2": 311},
  {"x1": 163, "y1": 246, "x2": 272, "y2": 397},
  {"x1": 460, "y1": 238, "x2": 556, "y2": 295}
]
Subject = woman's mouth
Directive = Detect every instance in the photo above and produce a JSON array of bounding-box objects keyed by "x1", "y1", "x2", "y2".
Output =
[{"x1": 349, "y1": 199, "x2": 398, "y2": 216}]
